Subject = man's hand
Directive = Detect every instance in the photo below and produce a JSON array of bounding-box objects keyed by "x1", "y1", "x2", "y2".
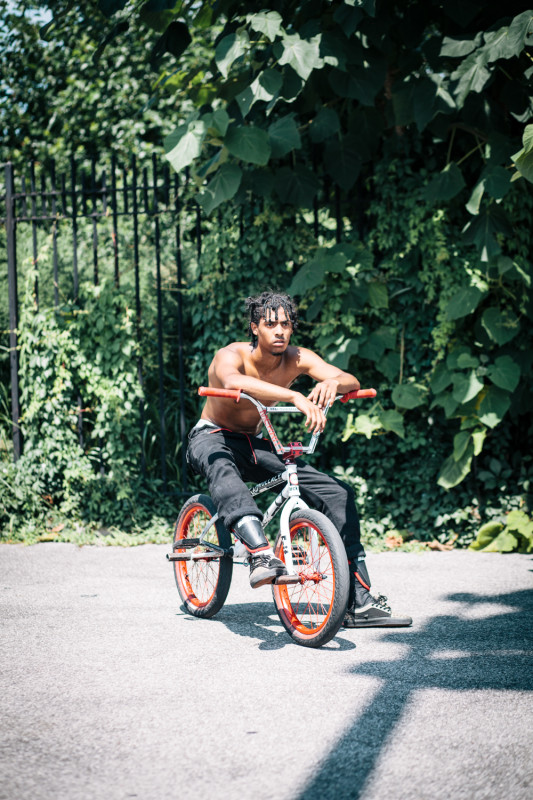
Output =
[
  {"x1": 307, "y1": 378, "x2": 340, "y2": 410},
  {"x1": 292, "y1": 392, "x2": 327, "y2": 434}
]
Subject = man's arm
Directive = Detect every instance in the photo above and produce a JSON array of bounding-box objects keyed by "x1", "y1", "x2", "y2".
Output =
[
  {"x1": 297, "y1": 348, "x2": 360, "y2": 409},
  {"x1": 212, "y1": 347, "x2": 327, "y2": 432}
]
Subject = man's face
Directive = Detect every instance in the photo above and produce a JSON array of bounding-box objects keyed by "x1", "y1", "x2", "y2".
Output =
[{"x1": 251, "y1": 306, "x2": 293, "y2": 355}]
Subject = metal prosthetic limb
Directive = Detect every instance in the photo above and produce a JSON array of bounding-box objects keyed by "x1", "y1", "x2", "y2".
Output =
[{"x1": 233, "y1": 515, "x2": 270, "y2": 554}]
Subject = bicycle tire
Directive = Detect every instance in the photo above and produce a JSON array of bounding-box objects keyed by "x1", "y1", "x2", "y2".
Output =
[
  {"x1": 272, "y1": 509, "x2": 349, "y2": 648},
  {"x1": 173, "y1": 494, "x2": 233, "y2": 619}
]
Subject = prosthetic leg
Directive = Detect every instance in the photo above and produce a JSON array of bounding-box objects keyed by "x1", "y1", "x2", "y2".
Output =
[{"x1": 233, "y1": 516, "x2": 288, "y2": 589}]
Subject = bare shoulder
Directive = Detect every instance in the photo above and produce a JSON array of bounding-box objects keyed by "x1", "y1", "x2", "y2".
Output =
[
  {"x1": 213, "y1": 341, "x2": 250, "y2": 364},
  {"x1": 209, "y1": 342, "x2": 250, "y2": 382},
  {"x1": 292, "y1": 345, "x2": 325, "y2": 371}
]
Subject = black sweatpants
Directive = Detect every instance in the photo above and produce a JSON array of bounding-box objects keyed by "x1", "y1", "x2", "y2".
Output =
[{"x1": 186, "y1": 426, "x2": 365, "y2": 562}]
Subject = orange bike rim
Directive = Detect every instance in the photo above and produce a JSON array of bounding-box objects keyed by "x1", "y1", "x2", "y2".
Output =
[
  {"x1": 175, "y1": 504, "x2": 220, "y2": 607},
  {"x1": 275, "y1": 521, "x2": 335, "y2": 635}
]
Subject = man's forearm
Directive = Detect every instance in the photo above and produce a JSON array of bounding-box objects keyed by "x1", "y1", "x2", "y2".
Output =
[
  {"x1": 223, "y1": 374, "x2": 298, "y2": 405},
  {"x1": 333, "y1": 372, "x2": 360, "y2": 394}
]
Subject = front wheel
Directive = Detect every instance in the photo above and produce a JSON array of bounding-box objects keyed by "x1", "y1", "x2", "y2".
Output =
[
  {"x1": 173, "y1": 494, "x2": 233, "y2": 619},
  {"x1": 272, "y1": 510, "x2": 349, "y2": 648}
]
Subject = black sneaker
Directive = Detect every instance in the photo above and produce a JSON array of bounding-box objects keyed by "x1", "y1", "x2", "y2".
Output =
[
  {"x1": 343, "y1": 594, "x2": 413, "y2": 628},
  {"x1": 249, "y1": 554, "x2": 288, "y2": 589}
]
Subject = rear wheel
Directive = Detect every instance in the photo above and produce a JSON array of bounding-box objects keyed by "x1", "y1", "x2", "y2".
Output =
[
  {"x1": 173, "y1": 494, "x2": 233, "y2": 618},
  {"x1": 272, "y1": 510, "x2": 349, "y2": 648}
]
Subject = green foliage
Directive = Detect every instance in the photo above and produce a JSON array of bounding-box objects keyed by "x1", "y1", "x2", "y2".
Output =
[
  {"x1": 0, "y1": 279, "x2": 151, "y2": 535},
  {"x1": 469, "y1": 510, "x2": 533, "y2": 553}
]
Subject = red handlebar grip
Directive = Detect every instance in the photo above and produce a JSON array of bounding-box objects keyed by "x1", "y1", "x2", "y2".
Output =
[
  {"x1": 198, "y1": 386, "x2": 241, "y2": 402},
  {"x1": 339, "y1": 388, "x2": 377, "y2": 403}
]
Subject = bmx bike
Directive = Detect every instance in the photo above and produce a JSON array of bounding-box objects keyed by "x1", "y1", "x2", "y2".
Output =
[{"x1": 167, "y1": 386, "x2": 376, "y2": 648}]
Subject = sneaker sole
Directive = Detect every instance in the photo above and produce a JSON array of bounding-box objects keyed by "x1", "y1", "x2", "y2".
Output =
[
  {"x1": 343, "y1": 616, "x2": 413, "y2": 628},
  {"x1": 250, "y1": 569, "x2": 288, "y2": 589}
]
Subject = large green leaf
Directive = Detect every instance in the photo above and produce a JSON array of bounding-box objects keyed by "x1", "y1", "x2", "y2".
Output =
[
  {"x1": 196, "y1": 164, "x2": 242, "y2": 215},
  {"x1": 487, "y1": 356, "x2": 521, "y2": 391},
  {"x1": 276, "y1": 33, "x2": 323, "y2": 81},
  {"x1": 236, "y1": 69, "x2": 283, "y2": 117},
  {"x1": 205, "y1": 109, "x2": 230, "y2": 138},
  {"x1": 452, "y1": 371, "x2": 483, "y2": 404},
  {"x1": 431, "y1": 391, "x2": 459, "y2": 418},
  {"x1": 437, "y1": 444, "x2": 474, "y2": 489},
  {"x1": 378, "y1": 409, "x2": 405, "y2": 439},
  {"x1": 151, "y1": 21, "x2": 191, "y2": 61},
  {"x1": 481, "y1": 307, "x2": 520, "y2": 344},
  {"x1": 484, "y1": 11, "x2": 533, "y2": 62},
  {"x1": 482, "y1": 530, "x2": 519, "y2": 553},
  {"x1": 139, "y1": 1, "x2": 182, "y2": 32},
  {"x1": 247, "y1": 10, "x2": 283, "y2": 42},
  {"x1": 453, "y1": 430, "x2": 472, "y2": 461},
  {"x1": 445, "y1": 287, "x2": 485, "y2": 320},
  {"x1": 456, "y1": 352, "x2": 479, "y2": 369},
  {"x1": 478, "y1": 386, "x2": 511, "y2": 428},
  {"x1": 469, "y1": 521, "x2": 504, "y2": 550},
  {"x1": 392, "y1": 383, "x2": 428, "y2": 409},
  {"x1": 451, "y1": 50, "x2": 491, "y2": 107},
  {"x1": 367, "y1": 282, "x2": 388, "y2": 309},
  {"x1": 309, "y1": 108, "x2": 340, "y2": 143},
  {"x1": 343, "y1": 413, "x2": 382, "y2": 440},
  {"x1": 320, "y1": 30, "x2": 351, "y2": 70},
  {"x1": 358, "y1": 333, "x2": 385, "y2": 362},
  {"x1": 215, "y1": 29, "x2": 250, "y2": 78},
  {"x1": 164, "y1": 117, "x2": 206, "y2": 173},
  {"x1": 326, "y1": 337, "x2": 359, "y2": 370},
  {"x1": 224, "y1": 125, "x2": 271, "y2": 165},
  {"x1": 274, "y1": 165, "x2": 319, "y2": 207},
  {"x1": 462, "y1": 207, "x2": 512, "y2": 261},
  {"x1": 268, "y1": 114, "x2": 301, "y2": 158},
  {"x1": 430, "y1": 363, "x2": 453, "y2": 394},
  {"x1": 512, "y1": 124, "x2": 533, "y2": 184},
  {"x1": 378, "y1": 351, "x2": 401, "y2": 380},
  {"x1": 422, "y1": 163, "x2": 465, "y2": 203},
  {"x1": 329, "y1": 61, "x2": 385, "y2": 106},
  {"x1": 483, "y1": 165, "x2": 512, "y2": 199},
  {"x1": 440, "y1": 34, "x2": 481, "y2": 58},
  {"x1": 446, "y1": 346, "x2": 474, "y2": 371},
  {"x1": 288, "y1": 248, "x2": 346, "y2": 295},
  {"x1": 332, "y1": 4, "x2": 363, "y2": 36},
  {"x1": 472, "y1": 429, "x2": 487, "y2": 456}
]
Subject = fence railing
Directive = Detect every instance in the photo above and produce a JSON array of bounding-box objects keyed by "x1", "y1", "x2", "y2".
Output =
[{"x1": 1, "y1": 154, "x2": 195, "y2": 492}]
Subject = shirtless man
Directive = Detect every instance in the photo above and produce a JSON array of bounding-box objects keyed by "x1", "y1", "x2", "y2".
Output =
[{"x1": 187, "y1": 291, "x2": 411, "y2": 628}]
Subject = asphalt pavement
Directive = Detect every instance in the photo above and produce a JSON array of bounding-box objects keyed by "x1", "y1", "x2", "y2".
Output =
[{"x1": 1, "y1": 543, "x2": 532, "y2": 800}]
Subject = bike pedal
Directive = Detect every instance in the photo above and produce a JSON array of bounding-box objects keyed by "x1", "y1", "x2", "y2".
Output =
[
  {"x1": 172, "y1": 537, "x2": 201, "y2": 551},
  {"x1": 274, "y1": 574, "x2": 301, "y2": 585}
]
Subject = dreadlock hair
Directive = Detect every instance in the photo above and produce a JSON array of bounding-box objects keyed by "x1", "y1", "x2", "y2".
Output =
[{"x1": 245, "y1": 291, "x2": 299, "y2": 347}]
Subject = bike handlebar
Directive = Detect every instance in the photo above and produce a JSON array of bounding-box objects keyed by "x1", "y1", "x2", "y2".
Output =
[
  {"x1": 198, "y1": 386, "x2": 376, "y2": 403},
  {"x1": 199, "y1": 386, "x2": 241, "y2": 401},
  {"x1": 339, "y1": 388, "x2": 377, "y2": 402}
]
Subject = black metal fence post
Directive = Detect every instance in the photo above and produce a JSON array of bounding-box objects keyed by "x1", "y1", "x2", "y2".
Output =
[
  {"x1": 5, "y1": 162, "x2": 22, "y2": 460},
  {"x1": 2, "y1": 155, "x2": 196, "y2": 495}
]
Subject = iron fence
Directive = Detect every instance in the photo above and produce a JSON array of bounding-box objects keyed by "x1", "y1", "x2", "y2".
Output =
[{"x1": 1, "y1": 154, "x2": 195, "y2": 492}]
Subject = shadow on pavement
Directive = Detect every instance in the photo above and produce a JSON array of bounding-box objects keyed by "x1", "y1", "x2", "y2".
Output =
[
  {"x1": 179, "y1": 600, "x2": 357, "y2": 651},
  {"x1": 295, "y1": 589, "x2": 533, "y2": 800}
]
